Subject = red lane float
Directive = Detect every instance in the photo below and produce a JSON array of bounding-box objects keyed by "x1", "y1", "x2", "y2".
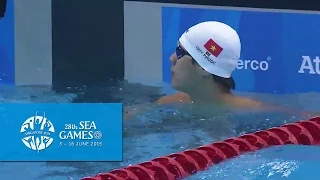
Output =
[{"x1": 82, "y1": 117, "x2": 320, "y2": 180}]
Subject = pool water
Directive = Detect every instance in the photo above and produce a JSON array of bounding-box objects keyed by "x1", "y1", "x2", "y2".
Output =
[{"x1": 0, "y1": 82, "x2": 320, "y2": 180}]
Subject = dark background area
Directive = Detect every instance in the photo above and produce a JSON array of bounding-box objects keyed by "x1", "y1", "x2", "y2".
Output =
[
  {"x1": 52, "y1": 0, "x2": 124, "y2": 88},
  {"x1": 51, "y1": 0, "x2": 124, "y2": 102},
  {"x1": 0, "y1": 0, "x2": 7, "y2": 18}
]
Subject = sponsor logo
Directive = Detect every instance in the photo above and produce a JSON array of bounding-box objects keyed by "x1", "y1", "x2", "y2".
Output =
[
  {"x1": 298, "y1": 56, "x2": 320, "y2": 74},
  {"x1": 237, "y1": 57, "x2": 271, "y2": 71}
]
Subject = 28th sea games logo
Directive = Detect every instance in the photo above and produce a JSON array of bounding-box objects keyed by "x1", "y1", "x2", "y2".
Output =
[
  {"x1": 20, "y1": 112, "x2": 55, "y2": 152},
  {"x1": 20, "y1": 112, "x2": 103, "y2": 153}
]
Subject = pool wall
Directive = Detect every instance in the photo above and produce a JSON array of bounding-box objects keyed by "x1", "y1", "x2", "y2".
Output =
[
  {"x1": 0, "y1": 0, "x2": 51, "y2": 85},
  {"x1": 0, "y1": 0, "x2": 125, "y2": 86}
]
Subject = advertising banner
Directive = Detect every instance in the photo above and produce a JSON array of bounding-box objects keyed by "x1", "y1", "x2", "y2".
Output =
[
  {"x1": 0, "y1": 103, "x2": 123, "y2": 161},
  {"x1": 162, "y1": 7, "x2": 320, "y2": 94}
]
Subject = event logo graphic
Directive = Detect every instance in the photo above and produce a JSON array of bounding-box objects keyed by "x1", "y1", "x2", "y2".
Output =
[
  {"x1": 237, "y1": 57, "x2": 271, "y2": 71},
  {"x1": 20, "y1": 112, "x2": 55, "y2": 152},
  {"x1": 58, "y1": 121, "x2": 103, "y2": 147},
  {"x1": 298, "y1": 56, "x2": 320, "y2": 74}
]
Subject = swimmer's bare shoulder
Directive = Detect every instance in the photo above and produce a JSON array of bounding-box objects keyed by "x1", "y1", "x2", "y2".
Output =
[
  {"x1": 156, "y1": 93, "x2": 318, "y2": 117},
  {"x1": 227, "y1": 95, "x2": 320, "y2": 117},
  {"x1": 157, "y1": 92, "x2": 191, "y2": 104},
  {"x1": 226, "y1": 95, "x2": 262, "y2": 109},
  {"x1": 157, "y1": 93, "x2": 261, "y2": 108}
]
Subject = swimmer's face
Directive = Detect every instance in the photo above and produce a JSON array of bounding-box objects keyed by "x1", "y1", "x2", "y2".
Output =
[{"x1": 170, "y1": 43, "x2": 203, "y2": 91}]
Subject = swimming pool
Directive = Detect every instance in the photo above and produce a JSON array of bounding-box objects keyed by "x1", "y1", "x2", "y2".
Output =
[{"x1": 0, "y1": 82, "x2": 320, "y2": 180}]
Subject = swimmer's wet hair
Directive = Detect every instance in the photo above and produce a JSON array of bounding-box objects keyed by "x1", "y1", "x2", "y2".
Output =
[{"x1": 191, "y1": 59, "x2": 235, "y2": 93}]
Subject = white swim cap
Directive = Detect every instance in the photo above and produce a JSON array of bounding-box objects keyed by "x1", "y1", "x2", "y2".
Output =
[{"x1": 179, "y1": 21, "x2": 241, "y2": 78}]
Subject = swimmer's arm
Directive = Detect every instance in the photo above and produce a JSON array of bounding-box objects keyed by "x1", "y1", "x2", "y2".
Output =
[
  {"x1": 235, "y1": 98, "x2": 318, "y2": 117},
  {"x1": 258, "y1": 104, "x2": 319, "y2": 117},
  {"x1": 280, "y1": 108, "x2": 319, "y2": 117}
]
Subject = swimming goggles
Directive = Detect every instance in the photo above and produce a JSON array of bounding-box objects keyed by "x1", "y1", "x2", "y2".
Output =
[{"x1": 176, "y1": 45, "x2": 191, "y2": 59}]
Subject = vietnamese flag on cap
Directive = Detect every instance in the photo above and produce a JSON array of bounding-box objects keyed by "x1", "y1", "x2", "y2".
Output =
[{"x1": 204, "y1": 39, "x2": 223, "y2": 57}]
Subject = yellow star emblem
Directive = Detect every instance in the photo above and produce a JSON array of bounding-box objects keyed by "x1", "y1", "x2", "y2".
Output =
[{"x1": 210, "y1": 45, "x2": 216, "y2": 52}]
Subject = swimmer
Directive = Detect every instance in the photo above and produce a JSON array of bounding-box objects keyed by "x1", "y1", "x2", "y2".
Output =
[
  {"x1": 124, "y1": 21, "x2": 316, "y2": 119},
  {"x1": 157, "y1": 21, "x2": 259, "y2": 109}
]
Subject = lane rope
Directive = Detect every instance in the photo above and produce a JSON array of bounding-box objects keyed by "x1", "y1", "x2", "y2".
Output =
[{"x1": 82, "y1": 117, "x2": 320, "y2": 180}]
